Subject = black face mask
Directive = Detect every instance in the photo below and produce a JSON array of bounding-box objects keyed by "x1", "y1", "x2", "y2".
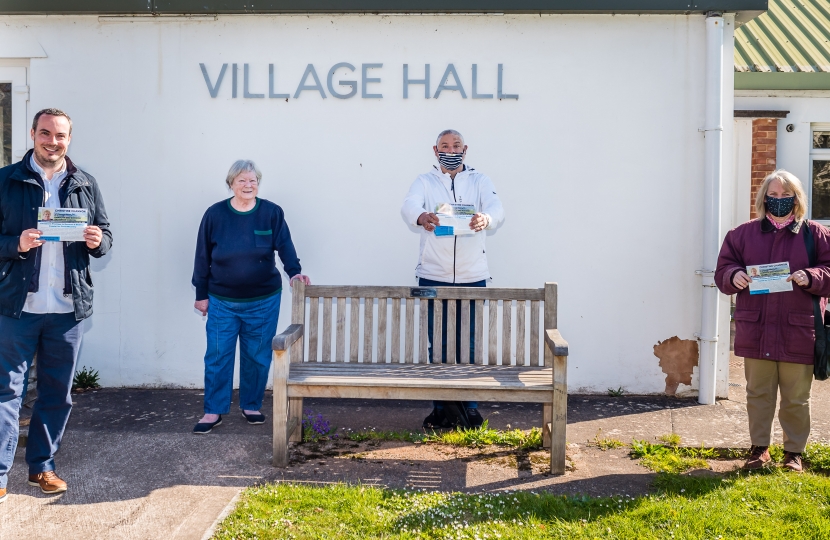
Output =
[{"x1": 765, "y1": 195, "x2": 796, "y2": 218}]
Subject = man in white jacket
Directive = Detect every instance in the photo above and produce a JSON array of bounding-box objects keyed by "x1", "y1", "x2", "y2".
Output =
[{"x1": 401, "y1": 129, "x2": 504, "y2": 429}]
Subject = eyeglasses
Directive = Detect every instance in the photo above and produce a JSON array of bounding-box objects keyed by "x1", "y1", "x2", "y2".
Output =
[{"x1": 235, "y1": 179, "x2": 259, "y2": 186}]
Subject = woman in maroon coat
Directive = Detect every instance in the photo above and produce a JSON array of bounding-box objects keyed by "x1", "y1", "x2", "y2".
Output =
[{"x1": 716, "y1": 170, "x2": 830, "y2": 472}]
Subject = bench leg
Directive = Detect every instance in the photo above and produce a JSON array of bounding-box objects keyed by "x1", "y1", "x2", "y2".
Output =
[
  {"x1": 272, "y1": 350, "x2": 289, "y2": 467},
  {"x1": 289, "y1": 398, "x2": 303, "y2": 442},
  {"x1": 550, "y1": 354, "x2": 568, "y2": 475},
  {"x1": 542, "y1": 404, "x2": 552, "y2": 449}
]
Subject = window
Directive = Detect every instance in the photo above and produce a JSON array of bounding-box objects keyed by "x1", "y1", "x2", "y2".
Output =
[
  {"x1": 810, "y1": 124, "x2": 830, "y2": 222},
  {"x1": 0, "y1": 83, "x2": 10, "y2": 167}
]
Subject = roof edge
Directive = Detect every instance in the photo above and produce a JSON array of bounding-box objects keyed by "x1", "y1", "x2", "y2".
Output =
[
  {"x1": 0, "y1": 0, "x2": 769, "y2": 15},
  {"x1": 735, "y1": 72, "x2": 830, "y2": 90}
]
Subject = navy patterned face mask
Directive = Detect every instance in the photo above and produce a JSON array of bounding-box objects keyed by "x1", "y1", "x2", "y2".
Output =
[
  {"x1": 437, "y1": 152, "x2": 464, "y2": 171},
  {"x1": 765, "y1": 195, "x2": 796, "y2": 218}
]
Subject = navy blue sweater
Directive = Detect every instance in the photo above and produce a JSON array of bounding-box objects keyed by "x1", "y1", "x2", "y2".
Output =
[{"x1": 192, "y1": 198, "x2": 301, "y2": 301}]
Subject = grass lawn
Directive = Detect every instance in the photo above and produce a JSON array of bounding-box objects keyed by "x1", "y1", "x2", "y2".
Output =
[
  {"x1": 215, "y1": 420, "x2": 830, "y2": 539},
  {"x1": 213, "y1": 468, "x2": 830, "y2": 539}
]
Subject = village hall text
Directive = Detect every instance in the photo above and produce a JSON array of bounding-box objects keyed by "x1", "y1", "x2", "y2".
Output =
[{"x1": 200, "y1": 63, "x2": 519, "y2": 100}]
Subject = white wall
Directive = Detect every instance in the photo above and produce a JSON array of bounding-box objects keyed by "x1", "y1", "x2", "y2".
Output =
[{"x1": 0, "y1": 14, "x2": 717, "y2": 393}]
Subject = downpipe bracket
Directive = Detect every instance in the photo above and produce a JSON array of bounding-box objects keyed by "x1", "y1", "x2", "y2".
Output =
[
  {"x1": 694, "y1": 332, "x2": 718, "y2": 343},
  {"x1": 695, "y1": 269, "x2": 716, "y2": 287}
]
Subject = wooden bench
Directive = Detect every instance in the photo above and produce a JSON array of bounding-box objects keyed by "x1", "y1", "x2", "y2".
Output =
[{"x1": 271, "y1": 282, "x2": 570, "y2": 473}]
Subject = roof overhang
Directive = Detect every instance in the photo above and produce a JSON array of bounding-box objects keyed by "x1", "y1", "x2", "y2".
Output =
[{"x1": 0, "y1": 0, "x2": 768, "y2": 15}]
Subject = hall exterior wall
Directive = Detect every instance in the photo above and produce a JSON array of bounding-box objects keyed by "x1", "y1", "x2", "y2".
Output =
[{"x1": 1, "y1": 14, "x2": 728, "y2": 394}]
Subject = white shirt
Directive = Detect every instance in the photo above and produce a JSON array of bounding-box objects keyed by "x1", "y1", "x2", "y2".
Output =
[
  {"x1": 22, "y1": 155, "x2": 74, "y2": 314},
  {"x1": 401, "y1": 165, "x2": 504, "y2": 283}
]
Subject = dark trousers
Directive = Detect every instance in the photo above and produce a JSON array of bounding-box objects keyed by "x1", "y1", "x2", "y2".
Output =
[
  {"x1": 0, "y1": 312, "x2": 83, "y2": 488},
  {"x1": 419, "y1": 278, "x2": 486, "y2": 410}
]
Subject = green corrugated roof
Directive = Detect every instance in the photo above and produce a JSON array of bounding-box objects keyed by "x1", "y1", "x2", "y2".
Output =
[{"x1": 735, "y1": 0, "x2": 830, "y2": 73}]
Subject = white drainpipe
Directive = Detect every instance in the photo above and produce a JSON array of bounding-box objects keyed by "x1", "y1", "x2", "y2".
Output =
[{"x1": 698, "y1": 12, "x2": 724, "y2": 406}]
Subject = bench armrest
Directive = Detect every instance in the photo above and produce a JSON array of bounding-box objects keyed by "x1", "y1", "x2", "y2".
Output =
[
  {"x1": 545, "y1": 329, "x2": 569, "y2": 356},
  {"x1": 272, "y1": 324, "x2": 304, "y2": 351}
]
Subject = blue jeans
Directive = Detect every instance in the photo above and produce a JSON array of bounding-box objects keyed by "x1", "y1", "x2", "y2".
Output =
[
  {"x1": 419, "y1": 278, "x2": 486, "y2": 410},
  {"x1": 0, "y1": 312, "x2": 83, "y2": 489},
  {"x1": 203, "y1": 293, "x2": 281, "y2": 415}
]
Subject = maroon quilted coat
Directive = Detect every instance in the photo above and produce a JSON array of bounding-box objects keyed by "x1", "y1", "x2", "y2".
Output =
[{"x1": 715, "y1": 218, "x2": 830, "y2": 364}]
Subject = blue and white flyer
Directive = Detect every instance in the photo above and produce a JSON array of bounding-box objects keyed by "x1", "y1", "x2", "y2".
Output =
[
  {"x1": 433, "y1": 203, "x2": 475, "y2": 236},
  {"x1": 747, "y1": 262, "x2": 793, "y2": 295},
  {"x1": 38, "y1": 207, "x2": 88, "y2": 242}
]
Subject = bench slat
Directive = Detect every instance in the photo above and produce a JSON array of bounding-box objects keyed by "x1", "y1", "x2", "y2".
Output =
[
  {"x1": 288, "y1": 364, "x2": 553, "y2": 390},
  {"x1": 377, "y1": 297, "x2": 388, "y2": 363},
  {"x1": 488, "y1": 300, "x2": 498, "y2": 365},
  {"x1": 418, "y1": 299, "x2": 428, "y2": 364},
  {"x1": 363, "y1": 298, "x2": 374, "y2": 363},
  {"x1": 460, "y1": 299, "x2": 470, "y2": 364},
  {"x1": 350, "y1": 297, "x2": 359, "y2": 362},
  {"x1": 308, "y1": 297, "x2": 319, "y2": 362},
  {"x1": 516, "y1": 300, "x2": 526, "y2": 366},
  {"x1": 433, "y1": 300, "x2": 442, "y2": 364},
  {"x1": 305, "y1": 285, "x2": 544, "y2": 301},
  {"x1": 446, "y1": 299, "x2": 456, "y2": 363},
  {"x1": 391, "y1": 298, "x2": 402, "y2": 363},
  {"x1": 287, "y1": 385, "x2": 552, "y2": 403},
  {"x1": 530, "y1": 300, "x2": 540, "y2": 366},
  {"x1": 474, "y1": 300, "x2": 484, "y2": 364},
  {"x1": 322, "y1": 297, "x2": 333, "y2": 362},
  {"x1": 502, "y1": 300, "x2": 512, "y2": 365},
  {"x1": 336, "y1": 297, "x2": 346, "y2": 362},
  {"x1": 405, "y1": 298, "x2": 415, "y2": 363}
]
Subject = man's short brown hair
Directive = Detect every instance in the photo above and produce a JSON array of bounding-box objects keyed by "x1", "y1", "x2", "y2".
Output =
[{"x1": 32, "y1": 108, "x2": 72, "y2": 135}]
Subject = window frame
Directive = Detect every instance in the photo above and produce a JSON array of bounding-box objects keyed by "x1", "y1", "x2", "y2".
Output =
[{"x1": 809, "y1": 123, "x2": 830, "y2": 226}]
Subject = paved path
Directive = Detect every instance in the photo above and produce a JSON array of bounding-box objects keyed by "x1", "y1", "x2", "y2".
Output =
[{"x1": 2, "y1": 359, "x2": 829, "y2": 539}]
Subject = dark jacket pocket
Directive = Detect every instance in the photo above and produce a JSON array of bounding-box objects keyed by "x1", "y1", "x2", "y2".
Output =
[
  {"x1": 734, "y1": 309, "x2": 761, "y2": 352},
  {"x1": 786, "y1": 312, "x2": 815, "y2": 357}
]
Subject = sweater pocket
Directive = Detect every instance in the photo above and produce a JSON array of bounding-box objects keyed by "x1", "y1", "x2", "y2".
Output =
[
  {"x1": 733, "y1": 309, "x2": 761, "y2": 352},
  {"x1": 254, "y1": 230, "x2": 273, "y2": 248},
  {"x1": 786, "y1": 312, "x2": 815, "y2": 357}
]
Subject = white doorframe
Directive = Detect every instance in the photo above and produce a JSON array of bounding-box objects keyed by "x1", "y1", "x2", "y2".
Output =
[{"x1": 0, "y1": 67, "x2": 28, "y2": 165}]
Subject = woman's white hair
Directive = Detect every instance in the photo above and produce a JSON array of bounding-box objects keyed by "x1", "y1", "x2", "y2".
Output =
[
  {"x1": 225, "y1": 159, "x2": 262, "y2": 189},
  {"x1": 754, "y1": 169, "x2": 808, "y2": 222}
]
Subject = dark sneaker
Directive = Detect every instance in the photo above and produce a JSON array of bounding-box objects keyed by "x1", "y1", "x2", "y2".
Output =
[
  {"x1": 782, "y1": 452, "x2": 803, "y2": 472},
  {"x1": 242, "y1": 411, "x2": 266, "y2": 425},
  {"x1": 28, "y1": 471, "x2": 67, "y2": 494},
  {"x1": 423, "y1": 407, "x2": 452, "y2": 429},
  {"x1": 743, "y1": 445, "x2": 771, "y2": 470},
  {"x1": 193, "y1": 415, "x2": 222, "y2": 434},
  {"x1": 467, "y1": 408, "x2": 484, "y2": 428}
]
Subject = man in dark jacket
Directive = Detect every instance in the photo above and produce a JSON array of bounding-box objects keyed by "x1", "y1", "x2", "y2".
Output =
[{"x1": 0, "y1": 108, "x2": 111, "y2": 503}]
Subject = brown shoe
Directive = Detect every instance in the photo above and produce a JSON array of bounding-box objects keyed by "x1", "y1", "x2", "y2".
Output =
[
  {"x1": 0, "y1": 487, "x2": 7, "y2": 503},
  {"x1": 782, "y1": 452, "x2": 803, "y2": 472},
  {"x1": 743, "y1": 445, "x2": 771, "y2": 470},
  {"x1": 28, "y1": 471, "x2": 67, "y2": 494}
]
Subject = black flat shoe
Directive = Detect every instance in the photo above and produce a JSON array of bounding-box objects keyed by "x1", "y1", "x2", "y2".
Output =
[
  {"x1": 242, "y1": 411, "x2": 266, "y2": 425},
  {"x1": 193, "y1": 415, "x2": 222, "y2": 434}
]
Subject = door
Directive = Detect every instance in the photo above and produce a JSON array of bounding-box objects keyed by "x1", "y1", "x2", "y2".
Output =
[{"x1": 0, "y1": 67, "x2": 28, "y2": 167}]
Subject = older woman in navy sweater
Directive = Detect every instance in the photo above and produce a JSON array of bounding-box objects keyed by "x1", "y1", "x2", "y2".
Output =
[{"x1": 191, "y1": 160, "x2": 310, "y2": 434}]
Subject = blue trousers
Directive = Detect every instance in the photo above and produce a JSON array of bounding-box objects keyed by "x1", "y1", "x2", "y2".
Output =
[
  {"x1": 0, "y1": 312, "x2": 83, "y2": 489},
  {"x1": 203, "y1": 293, "x2": 281, "y2": 414},
  {"x1": 419, "y1": 278, "x2": 486, "y2": 410}
]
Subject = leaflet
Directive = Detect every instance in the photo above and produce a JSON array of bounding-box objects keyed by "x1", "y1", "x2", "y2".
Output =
[
  {"x1": 37, "y1": 208, "x2": 88, "y2": 242},
  {"x1": 747, "y1": 262, "x2": 793, "y2": 295},
  {"x1": 433, "y1": 203, "x2": 476, "y2": 237}
]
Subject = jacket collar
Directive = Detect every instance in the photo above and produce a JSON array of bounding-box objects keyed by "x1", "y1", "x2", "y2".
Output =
[
  {"x1": 10, "y1": 149, "x2": 84, "y2": 188},
  {"x1": 760, "y1": 215, "x2": 803, "y2": 234}
]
